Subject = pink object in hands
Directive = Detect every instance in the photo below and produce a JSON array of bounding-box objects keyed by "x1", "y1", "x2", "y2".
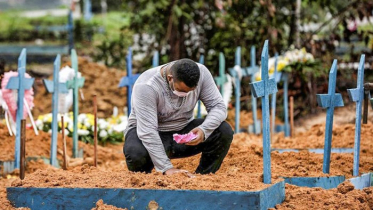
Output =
[{"x1": 173, "y1": 132, "x2": 198, "y2": 144}]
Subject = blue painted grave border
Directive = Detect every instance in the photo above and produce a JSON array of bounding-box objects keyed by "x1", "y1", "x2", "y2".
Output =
[
  {"x1": 272, "y1": 148, "x2": 354, "y2": 154},
  {"x1": 7, "y1": 181, "x2": 285, "y2": 210},
  {"x1": 282, "y1": 176, "x2": 345, "y2": 189}
]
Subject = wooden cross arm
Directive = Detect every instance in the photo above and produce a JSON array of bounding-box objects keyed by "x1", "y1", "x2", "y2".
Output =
[
  {"x1": 347, "y1": 88, "x2": 363, "y2": 102},
  {"x1": 244, "y1": 66, "x2": 259, "y2": 76},
  {"x1": 66, "y1": 77, "x2": 85, "y2": 89},
  {"x1": 43, "y1": 79, "x2": 69, "y2": 93},
  {"x1": 118, "y1": 74, "x2": 140, "y2": 88},
  {"x1": 228, "y1": 65, "x2": 242, "y2": 78},
  {"x1": 6, "y1": 77, "x2": 34, "y2": 90},
  {"x1": 249, "y1": 78, "x2": 277, "y2": 98},
  {"x1": 316, "y1": 94, "x2": 344, "y2": 108}
]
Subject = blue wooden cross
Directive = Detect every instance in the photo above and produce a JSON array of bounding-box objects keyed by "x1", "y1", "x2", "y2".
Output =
[
  {"x1": 67, "y1": 10, "x2": 74, "y2": 53},
  {"x1": 196, "y1": 55, "x2": 204, "y2": 119},
  {"x1": 271, "y1": 53, "x2": 279, "y2": 136},
  {"x1": 282, "y1": 72, "x2": 290, "y2": 137},
  {"x1": 250, "y1": 40, "x2": 278, "y2": 184},
  {"x1": 119, "y1": 47, "x2": 140, "y2": 117},
  {"x1": 316, "y1": 59, "x2": 344, "y2": 174},
  {"x1": 152, "y1": 51, "x2": 159, "y2": 67},
  {"x1": 347, "y1": 54, "x2": 365, "y2": 176},
  {"x1": 246, "y1": 46, "x2": 261, "y2": 134},
  {"x1": 43, "y1": 55, "x2": 69, "y2": 167},
  {"x1": 214, "y1": 52, "x2": 226, "y2": 96},
  {"x1": 229, "y1": 47, "x2": 242, "y2": 133},
  {"x1": 67, "y1": 49, "x2": 85, "y2": 158},
  {"x1": 6, "y1": 49, "x2": 34, "y2": 169},
  {"x1": 84, "y1": 0, "x2": 93, "y2": 21}
]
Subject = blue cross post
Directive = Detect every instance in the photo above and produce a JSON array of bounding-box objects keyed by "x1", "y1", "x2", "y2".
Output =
[
  {"x1": 347, "y1": 55, "x2": 365, "y2": 176},
  {"x1": 152, "y1": 51, "x2": 159, "y2": 67},
  {"x1": 245, "y1": 46, "x2": 261, "y2": 134},
  {"x1": 67, "y1": 49, "x2": 85, "y2": 158},
  {"x1": 67, "y1": 10, "x2": 74, "y2": 54},
  {"x1": 43, "y1": 55, "x2": 69, "y2": 167},
  {"x1": 271, "y1": 53, "x2": 279, "y2": 137},
  {"x1": 316, "y1": 60, "x2": 344, "y2": 174},
  {"x1": 250, "y1": 40, "x2": 278, "y2": 184},
  {"x1": 84, "y1": 0, "x2": 92, "y2": 21},
  {"x1": 214, "y1": 52, "x2": 226, "y2": 96},
  {"x1": 119, "y1": 47, "x2": 140, "y2": 117},
  {"x1": 282, "y1": 72, "x2": 290, "y2": 137},
  {"x1": 196, "y1": 55, "x2": 205, "y2": 118},
  {"x1": 229, "y1": 47, "x2": 242, "y2": 133},
  {"x1": 6, "y1": 49, "x2": 34, "y2": 169}
]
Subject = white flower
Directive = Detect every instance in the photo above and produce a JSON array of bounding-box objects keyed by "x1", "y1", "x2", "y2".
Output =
[
  {"x1": 78, "y1": 114, "x2": 87, "y2": 123},
  {"x1": 113, "y1": 121, "x2": 127, "y2": 133},
  {"x1": 119, "y1": 115, "x2": 128, "y2": 122},
  {"x1": 35, "y1": 119, "x2": 43, "y2": 130},
  {"x1": 78, "y1": 129, "x2": 89, "y2": 136},
  {"x1": 99, "y1": 130, "x2": 108, "y2": 138},
  {"x1": 98, "y1": 119, "x2": 108, "y2": 130},
  {"x1": 84, "y1": 121, "x2": 91, "y2": 128}
]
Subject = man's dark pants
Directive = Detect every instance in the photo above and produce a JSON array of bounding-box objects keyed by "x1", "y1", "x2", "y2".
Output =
[{"x1": 123, "y1": 119, "x2": 234, "y2": 174}]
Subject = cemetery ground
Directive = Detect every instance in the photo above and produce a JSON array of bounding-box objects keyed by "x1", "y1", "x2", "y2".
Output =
[{"x1": 1, "y1": 58, "x2": 373, "y2": 209}]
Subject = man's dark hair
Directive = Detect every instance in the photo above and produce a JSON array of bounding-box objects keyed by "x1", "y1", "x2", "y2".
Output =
[{"x1": 171, "y1": 59, "x2": 200, "y2": 88}]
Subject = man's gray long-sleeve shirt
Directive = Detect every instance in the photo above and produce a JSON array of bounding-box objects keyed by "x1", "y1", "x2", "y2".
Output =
[{"x1": 124, "y1": 62, "x2": 227, "y2": 173}]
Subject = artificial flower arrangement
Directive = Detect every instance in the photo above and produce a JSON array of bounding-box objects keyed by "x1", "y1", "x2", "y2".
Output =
[
  {"x1": 256, "y1": 48, "x2": 315, "y2": 81},
  {"x1": 35, "y1": 112, "x2": 127, "y2": 145}
]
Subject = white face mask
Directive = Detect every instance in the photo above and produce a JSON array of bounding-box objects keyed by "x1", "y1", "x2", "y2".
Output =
[{"x1": 171, "y1": 80, "x2": 189, "y2": 97}]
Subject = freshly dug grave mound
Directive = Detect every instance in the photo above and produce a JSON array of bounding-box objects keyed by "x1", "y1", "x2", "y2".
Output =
[
  {"x1": 273, "y1": 123, "x2": 373, "y2": 155},
  {"x1": 226, "y1": 108, "x2": 283, "y2": 130},
  {"x1": 2, "y1": 124, "x2": 373, "y2": 209},
  {"x1": 0, "y1": 123, "x2": 124, "y2": 173},
  {"x1": 274, "y1": 182, "x2": 373, "y2": 210},
  {"x1": 8, "y1": 131, "x2": 373, "y2": 192},
  {"x1": 32, "y1": 57, "x2": 127, "y2": 118}
]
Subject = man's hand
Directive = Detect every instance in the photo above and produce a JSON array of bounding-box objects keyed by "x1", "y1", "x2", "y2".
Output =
[
  {"x1": 185, "y1": 127, "x2": 205, "y2": 146},
  {"x1": 164, "y1": 168, "x2": 195, "y2": 178}
]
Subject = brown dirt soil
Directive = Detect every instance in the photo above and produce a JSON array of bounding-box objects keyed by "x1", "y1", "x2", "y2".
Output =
[
  {"x1": 226, "y1": 108, "x2": 283, "y2": 130},
  {"x1": 32, "y1": 58, "x2": 127, "y2": 118},
  {"x1": 91, "y1": 199, "x2": 128, "y2": 210},
  {"x1": 274, "y1": 182, "x2": 373, "y2": 210},
  {"x1": 1, "y1": 123, "x2": 373, "y2": 209},
  {"x1": 0, "y1": 124, "x2": 124, "y2": 167},
  {"x1": 273, "y1": 123, "x2": 373, "y2": 155}
]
